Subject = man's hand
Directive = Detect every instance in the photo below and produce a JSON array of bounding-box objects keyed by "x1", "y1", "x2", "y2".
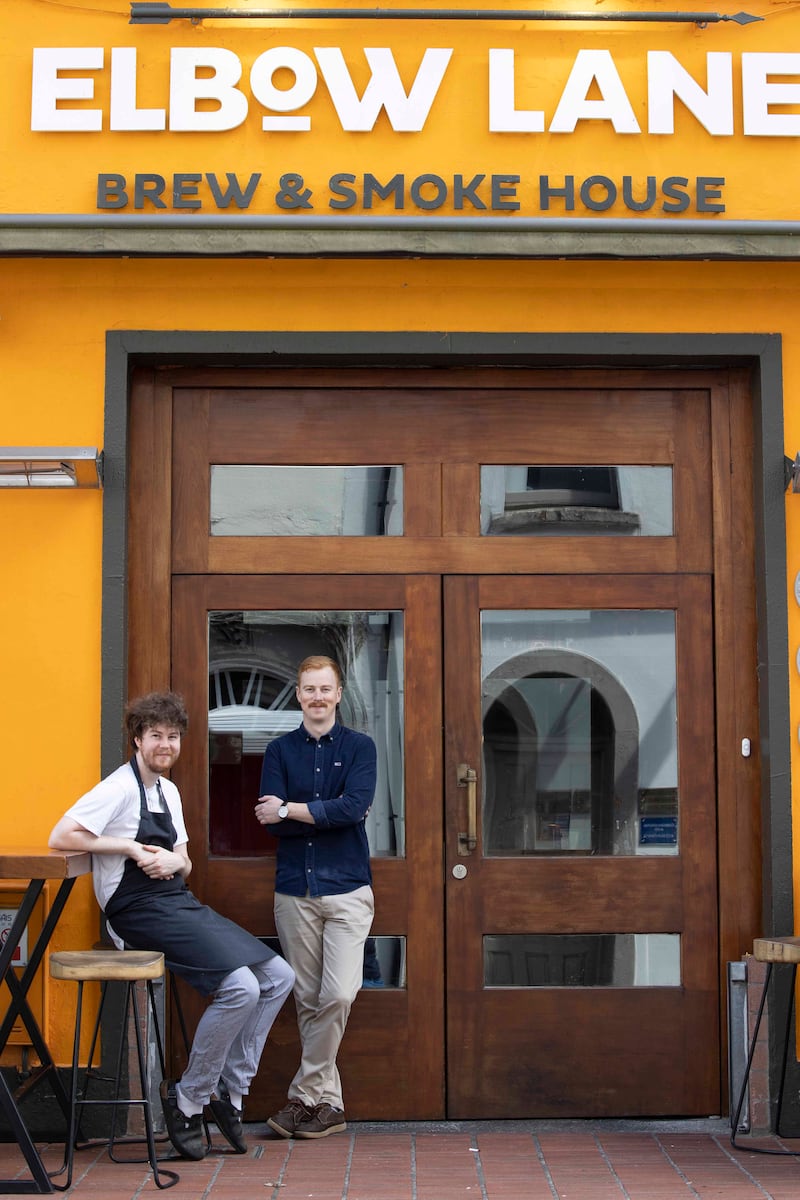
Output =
[
  {"x1": 132, "y1": 843, "x2": 182, "y2": 880},
  {"x1": 255, "y1": 795, "x2": 284, "y2": 825}
]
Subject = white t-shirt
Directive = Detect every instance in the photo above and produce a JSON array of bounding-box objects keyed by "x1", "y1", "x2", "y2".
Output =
[{"x1": 65, "y1": 761, "x2": 189, "y2": 914}]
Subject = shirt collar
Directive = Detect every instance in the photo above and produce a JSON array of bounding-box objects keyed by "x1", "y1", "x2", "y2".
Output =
[{"x1": 301, "y1": 720, "x2": 340, "y2": 744}]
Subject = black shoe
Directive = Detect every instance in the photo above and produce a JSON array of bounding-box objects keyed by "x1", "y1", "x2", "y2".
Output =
[
  {"x1": 159, "y1": 1079, "x2": 206, "y2": 1160},
  {"x1": 267, "y1": 1097, "x2": 312, "y2": 1139},
  {"x1": 208, "y1": 1087, "x2": 247, "y2": 1154}
]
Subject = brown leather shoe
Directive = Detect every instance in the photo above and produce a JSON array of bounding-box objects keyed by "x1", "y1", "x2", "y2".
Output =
[
  {"x1": 267, "y1": 1097, "x2": 312, "y2": 1139},
  {"x1": 294, "y1": 1102, "x2": 347, "y2": 1139}
]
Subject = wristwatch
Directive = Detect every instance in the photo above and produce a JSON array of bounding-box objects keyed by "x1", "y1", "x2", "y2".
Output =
[{"x1": 278, "y1": 804, "x2": 289, "y2": 820}]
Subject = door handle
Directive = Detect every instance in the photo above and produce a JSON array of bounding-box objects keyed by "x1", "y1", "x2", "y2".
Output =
[{"x1": 457, "y1": 763, "x2": 478, "y2": 855}]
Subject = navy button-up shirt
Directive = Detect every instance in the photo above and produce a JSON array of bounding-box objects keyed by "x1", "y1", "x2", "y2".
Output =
[{"x1": 259, "y1": 721, "x2": 376, "y2": 898}]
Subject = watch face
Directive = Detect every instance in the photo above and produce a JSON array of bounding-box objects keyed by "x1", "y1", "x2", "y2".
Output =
[{"x1": 279, "y1": 804, "x2": 289, "y2": 819}]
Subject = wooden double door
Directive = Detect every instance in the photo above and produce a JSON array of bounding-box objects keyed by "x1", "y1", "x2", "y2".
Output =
[{"x1": 128, "y1": 367, "x2": 760, "y2": 1119}]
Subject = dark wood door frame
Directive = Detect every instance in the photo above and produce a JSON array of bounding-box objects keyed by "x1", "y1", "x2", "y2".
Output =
[{"x1": 104, "y1": 331, "x2": 792, "y2": 1119}]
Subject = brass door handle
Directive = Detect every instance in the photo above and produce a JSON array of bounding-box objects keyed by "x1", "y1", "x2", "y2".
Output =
[{"x1": 457, "y1": 763, "x2": 478, "y2": 855}]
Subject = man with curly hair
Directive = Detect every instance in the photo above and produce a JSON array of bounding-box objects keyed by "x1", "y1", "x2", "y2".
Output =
[{"x1": 49, "y1": 691, "x2": 294, "y2": 1161}]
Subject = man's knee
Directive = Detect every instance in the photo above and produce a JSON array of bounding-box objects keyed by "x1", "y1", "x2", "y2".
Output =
[
  {"x1": 267, "y1": 957, "x2": 295, "y2": 998},
  {"x1": 318, "y1": 984, "x2": 357, "y2": 1019},
  {"x1": 215, "y1": 967, "x2": 260, "y2": 1013}
]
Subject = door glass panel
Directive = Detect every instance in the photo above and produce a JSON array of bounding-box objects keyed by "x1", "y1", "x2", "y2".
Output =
[
  {"x1": 210, "y1": 465, "x2": 403, "y2": 535},
  {"x1": 362, "y1": 936, "x2": 407, "y2": 989},
  {"x1": 484, "y1": 934, "x2": 681, "y2": 986},
  {"x1": 481, "y1": 610, "x2": 678, "y2": 857},
  {"x1": 480, "y1": 466, "x2": 673, "y2": 535},
  {"x1": 261, "y1": 935, "x2": 408, "y2": 989},
  {"x1": 208, "y1": 609, "x2": 405, "y2": 857}
]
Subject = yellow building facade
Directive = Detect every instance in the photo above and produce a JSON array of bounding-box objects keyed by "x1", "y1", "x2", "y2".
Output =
[{"x1": 3, "y1": 0, "x2": 800, "y2": 1125}]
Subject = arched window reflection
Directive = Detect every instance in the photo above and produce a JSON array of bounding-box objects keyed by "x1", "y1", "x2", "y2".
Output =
[{"x1": 482, "y1": 651, "x2": 640, "y2": 857}]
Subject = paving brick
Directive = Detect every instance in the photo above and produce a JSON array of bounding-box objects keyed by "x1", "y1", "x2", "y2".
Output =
[{"x1": 6, "y1": 1124, "x2": 800, "y2": 1198}]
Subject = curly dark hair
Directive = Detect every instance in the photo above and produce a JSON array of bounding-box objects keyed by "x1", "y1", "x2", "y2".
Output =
[{"x1": 125, "y1": 691, "x2": 189, "y2": 747}]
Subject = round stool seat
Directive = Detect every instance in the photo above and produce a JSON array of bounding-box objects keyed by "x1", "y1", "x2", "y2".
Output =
[
  {"x1": 50, "y1": 950, "x2": 164, "y2": 983},
  {"x1": 752, "y1": 936, "x2": 800, "y2": 965}
]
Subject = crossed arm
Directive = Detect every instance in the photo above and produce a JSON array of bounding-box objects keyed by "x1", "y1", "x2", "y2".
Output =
[{"x1": 49, "y1": 815, "x2": 192, "y2": 881}]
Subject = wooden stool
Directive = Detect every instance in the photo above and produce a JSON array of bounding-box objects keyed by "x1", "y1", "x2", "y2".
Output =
[
  {"x1": 49, "y1": 949, "x2": 179, "y2": 1190},
  {"x1": 731, "y1": 937, "x2": 800, "y2": 1155}
]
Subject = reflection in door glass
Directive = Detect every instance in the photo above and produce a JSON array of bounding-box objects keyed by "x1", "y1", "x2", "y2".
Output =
[
  {"x1": 210, "y1": 466, "x2": 403, "y2": 535},
  {"x1": 481, "y1": 610, "x2": 678, "y2": 857},
  {"x1": 484, "y1": 934, "x2": 681, "y2": 987},
  {"x1": 208, "y1": 610, "x2": 405, "y2": 858},
  {"x1": 260, "y1": 935, "x2": 408, "y2": 989},
  {"x1": 480, "y1": 466, "x2": 673, "y2": 535}
]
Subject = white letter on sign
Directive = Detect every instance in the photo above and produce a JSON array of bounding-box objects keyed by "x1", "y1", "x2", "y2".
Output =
[
  {"x1": 110, "y1": 48, "x2": 166, "y2": 131},
  {"x1": 251, "y1": 47, "x2": 318, "y2": 131},
  {"x1": 169, "y1": 48, "x2": 248, "y2": 131},
  {"x1": 549, "y1": 49, "x2": 640, "y2": 134},
  {"x1": 648, "y1": 51, "x2": 733, "y2": 135},
  {"x1": 742, "y1": 53, "x2": 800, "y2": 136},
  {"x1": 489, "y1": 50, "x2": 545, "y2": 132},
  {"x1": 31, "y1": 47, "x2": 103, "y2": 131},
  {"x1": 314, "y1": 47, "x2": 452, "y2": 131}
]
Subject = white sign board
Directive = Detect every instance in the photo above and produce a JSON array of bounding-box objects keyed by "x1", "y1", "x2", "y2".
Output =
[{"x1": 0, "y1": 909, "x2": 28, "y2": 967}]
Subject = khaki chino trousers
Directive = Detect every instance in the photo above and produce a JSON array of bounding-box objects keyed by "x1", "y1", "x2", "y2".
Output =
[{"x1": 274, "y1": 885, "x2": 374, "y2": 1111}]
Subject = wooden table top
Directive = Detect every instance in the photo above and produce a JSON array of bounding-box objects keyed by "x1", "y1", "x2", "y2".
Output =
[{"x1": 0, "y1": 849, "x2": 92, "y2": 880}]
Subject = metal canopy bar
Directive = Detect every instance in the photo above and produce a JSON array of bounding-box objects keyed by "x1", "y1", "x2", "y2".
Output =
[
  {"x1": 1, "y1": 213, "x2": 794, "y2": 233},
  {"x1": 130, "y1": 3, "x2": 762, "y2": 25}
]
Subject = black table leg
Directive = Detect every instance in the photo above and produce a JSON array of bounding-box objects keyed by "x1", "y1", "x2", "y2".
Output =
[
  {"x1": 0, "y1": 1072, "x2": 53, "y2": 1194},
  {"x1": 0, "y1": 878, "x2": 79, "y2": 1193}
]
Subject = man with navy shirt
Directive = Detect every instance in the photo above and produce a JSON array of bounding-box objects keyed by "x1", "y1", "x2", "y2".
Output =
[{"x1": 255, "y1": 655, "x2": 376, "y2": 1140}]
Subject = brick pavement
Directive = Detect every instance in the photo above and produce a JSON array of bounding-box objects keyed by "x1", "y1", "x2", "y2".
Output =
[{"x1": 1, "y1": 1122, "x2": 800, "y2": 1199}]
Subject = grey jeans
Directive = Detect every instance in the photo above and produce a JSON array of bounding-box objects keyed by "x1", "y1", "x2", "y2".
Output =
[{"x1": 179, "y1": 955, "x2": 295, "y2": 1106}]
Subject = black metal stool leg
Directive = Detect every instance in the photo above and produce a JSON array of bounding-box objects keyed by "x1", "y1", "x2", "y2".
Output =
[
  {"x1": 774, "y1": 963, "x2": 797, "y2": 1139},
  {"x1": 52, "y1": 974, "x2": 179, "y2": 1189},
  {"x1": 74, "y1": 979, "x2": 110, "y2": 1148},
  {"x1": 102, "y1": 979, "x2": 179, "y2": 1185},
  {"x1": 128, "y1": 982, "x2": 179, "y2": 1189},
  {"x1": 105, "y1": 981, "x2": 131, "y2": 1161},
  {"x1": 48, "y1": 980, "x2": 85, "y2": 1189},
  {"x1": 731, "y1": 961, "x2": 800, "y2": 1156},
  {"x1": 731, "y1": 962, "x2": 771, "y2": 1151}
]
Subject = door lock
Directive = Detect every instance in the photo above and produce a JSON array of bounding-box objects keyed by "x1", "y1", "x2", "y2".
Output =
[{"x1": 457, "y1": 763, "x2": 478, "y2": 855}]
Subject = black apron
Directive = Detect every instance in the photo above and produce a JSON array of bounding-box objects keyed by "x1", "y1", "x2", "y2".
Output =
[{"x1": 104, "y1": 756, "x2": 274, "y2": 996}]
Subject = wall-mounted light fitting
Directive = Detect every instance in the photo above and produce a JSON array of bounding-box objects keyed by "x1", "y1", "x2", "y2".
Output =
[
  {"x1": 0, "y1": 447, "x2": 103, "y2": 489},
  {"x1": 784, "y1": 453, "x2": 800, "y2": 494}
]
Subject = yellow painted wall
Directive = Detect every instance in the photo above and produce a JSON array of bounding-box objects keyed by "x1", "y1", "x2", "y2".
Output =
[
  {"x1": 2, "y1": 256, "x2": 800, "y2": 1064},
  {"x1": 3, "y1": 0, "x2": 800, "y2": 1064},
  {"x1": 5, "y1": 0, "x2": 800, "y2": 220}
]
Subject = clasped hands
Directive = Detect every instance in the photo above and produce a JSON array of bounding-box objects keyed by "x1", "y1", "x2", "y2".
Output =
[{"x1": 132, "y1": 843, "x2": 181, "y2": 880}]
